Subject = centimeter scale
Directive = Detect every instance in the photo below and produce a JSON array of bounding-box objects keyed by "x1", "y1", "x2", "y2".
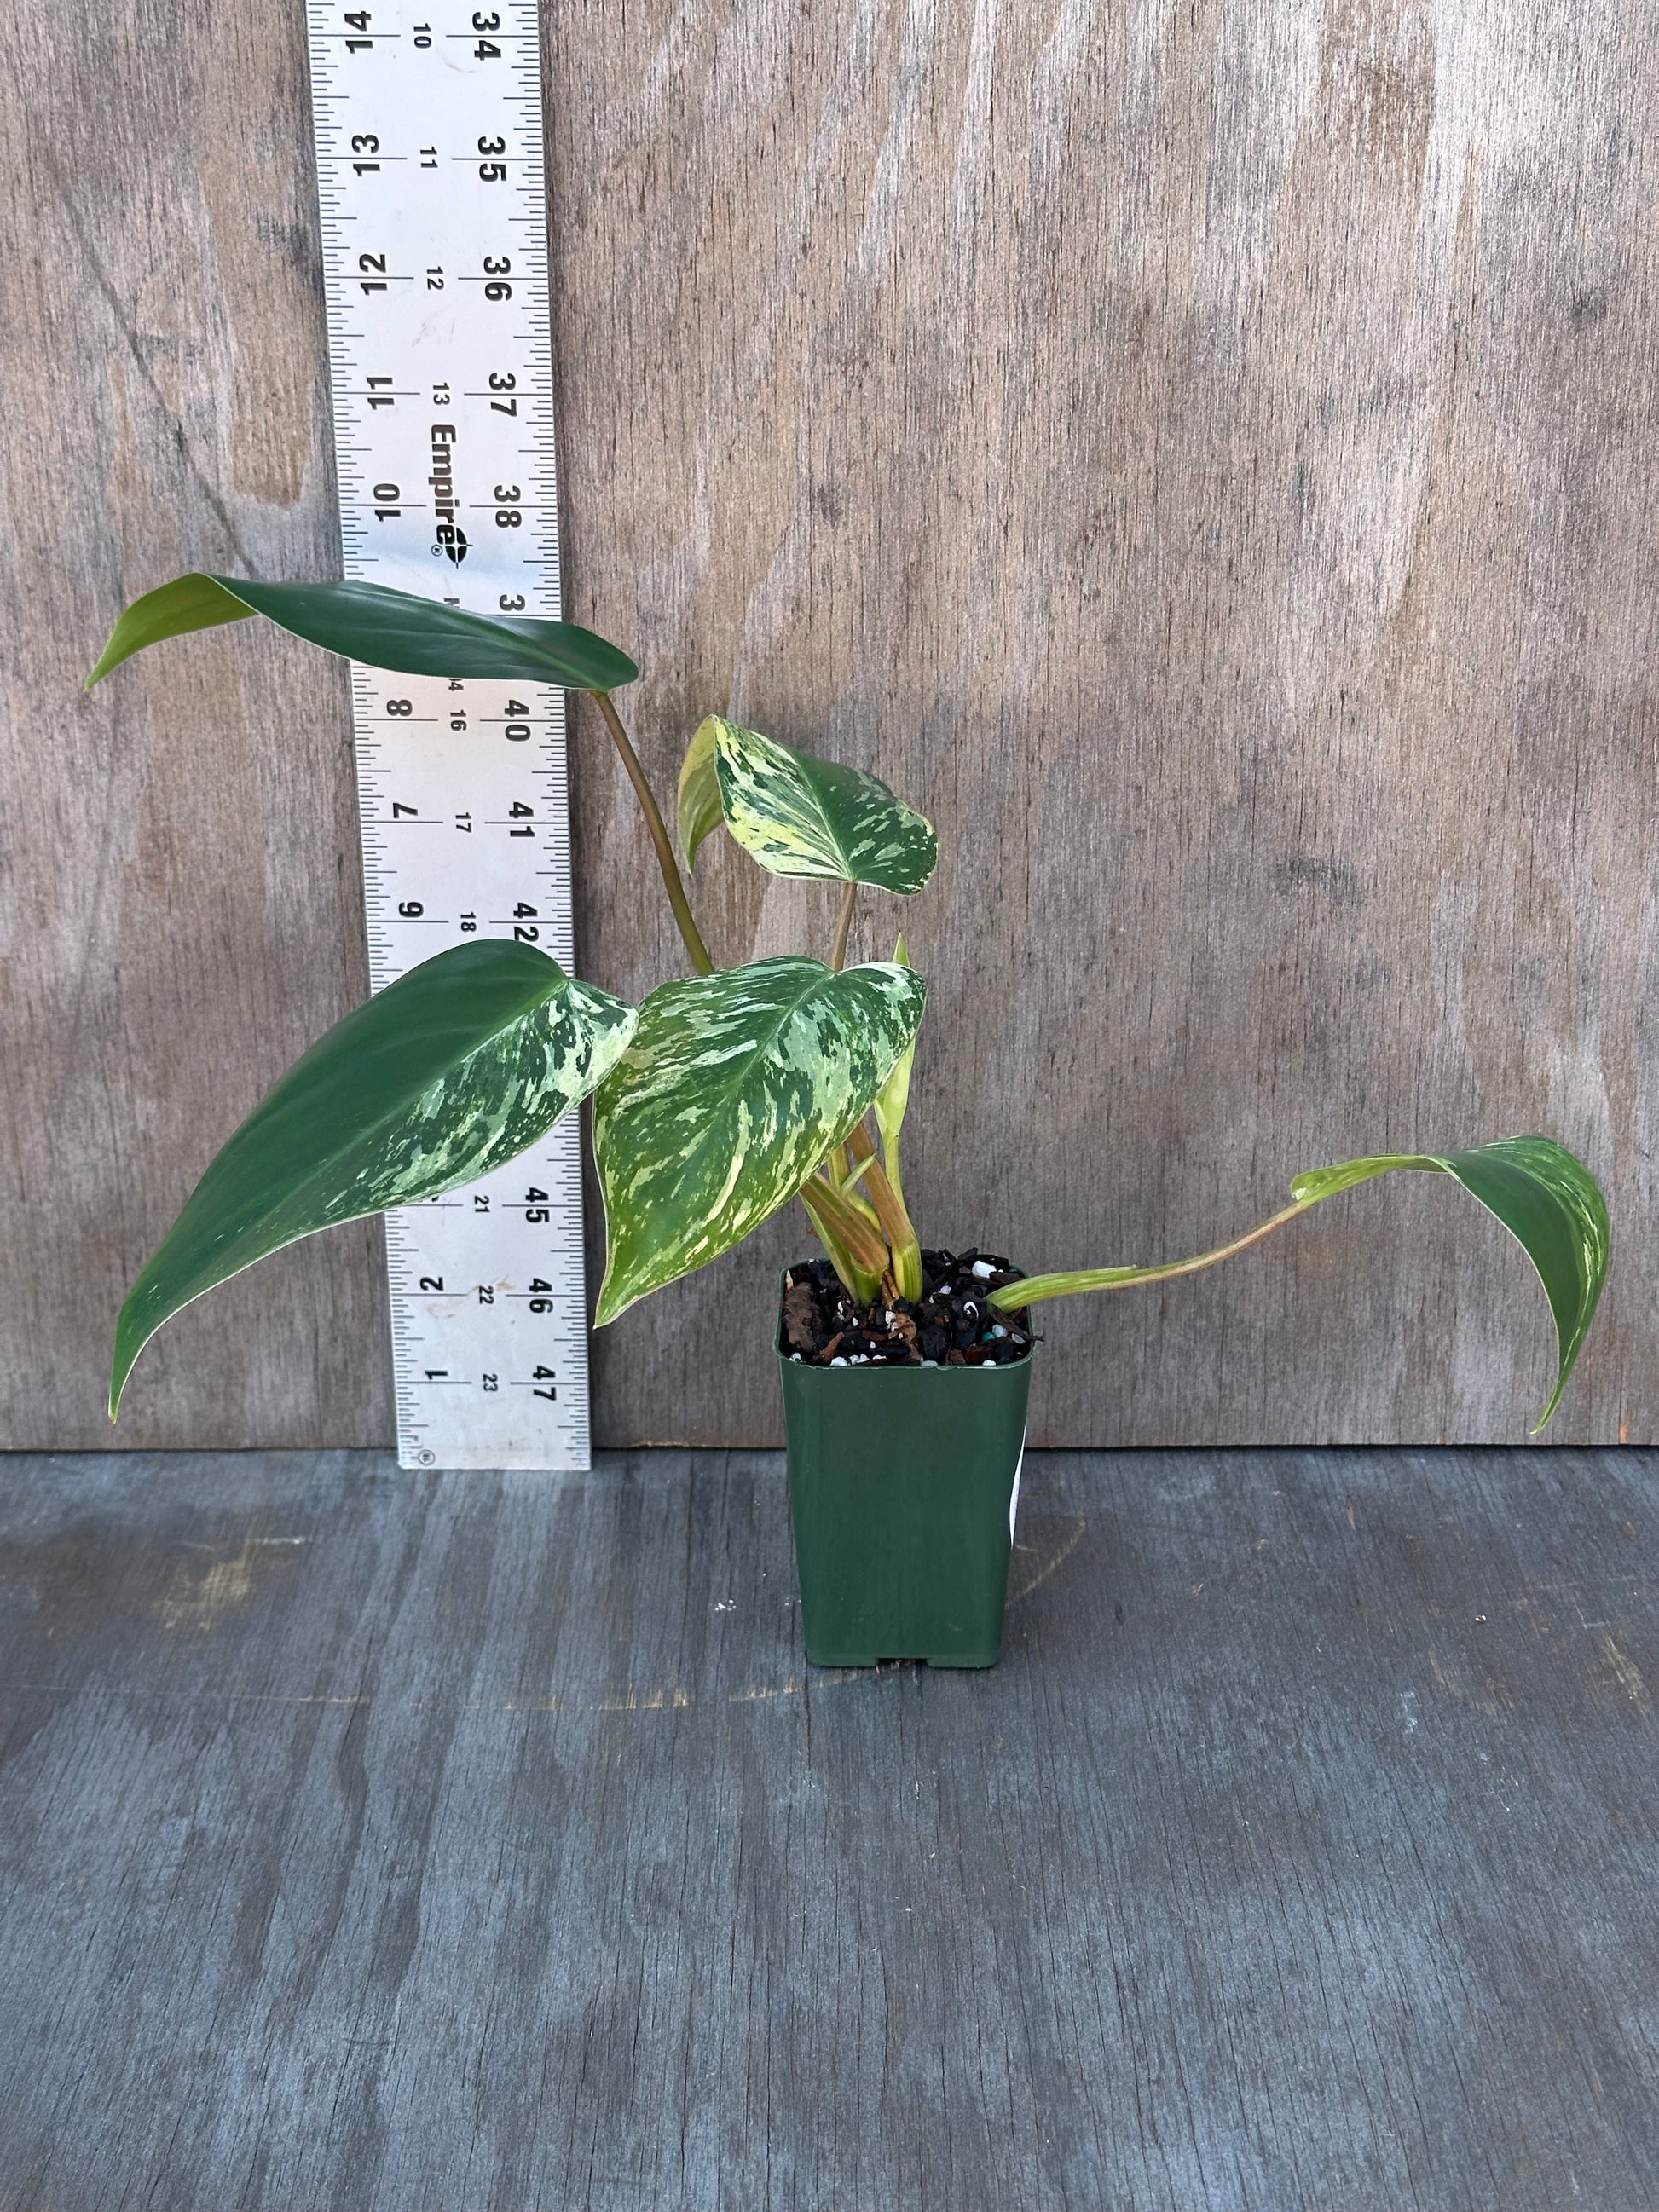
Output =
[{"x1": 306, "y1": 0, "x2": 590, "y2": 1469}]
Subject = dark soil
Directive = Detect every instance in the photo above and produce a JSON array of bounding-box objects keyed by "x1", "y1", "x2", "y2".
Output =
[{"x1": 779, "y1": 1250, "x2": 1035, "y2": 1367}]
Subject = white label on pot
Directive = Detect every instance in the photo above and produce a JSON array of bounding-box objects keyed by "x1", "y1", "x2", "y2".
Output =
[
  {"x1": 305, "y1": 0, "x2": 590, "y2": 1470},
  {"x1": 1009, "y1": 1439, "x2": 1026, "y2": 1543}
]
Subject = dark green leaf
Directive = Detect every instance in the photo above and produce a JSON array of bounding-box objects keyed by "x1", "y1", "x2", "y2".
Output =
[
  {"x1": 592, "y1": 956, "x2": 927, "y2": 1324},
  {"x1": 111, "y1": 941, "x2": 637, "y2": 1415},
  {"x1": 989, "y1": 1135, "x2": 1609, "y2": 1431},
  {"x1": 86, "y1": 574, "x2": 638, "y2": 692},
  {"x1": 1288, "y1": 1139, "x2": 1608, "y2": 1429}
]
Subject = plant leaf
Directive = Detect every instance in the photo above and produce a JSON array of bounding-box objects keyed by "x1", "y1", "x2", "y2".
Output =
[
  {"x1": 677, "y1": 716, "x2": 725, "y2": 869},
  {"x1": 708, "y1": 716, "x2": 937, "y2": 893},
  {"x1": 871, "y1": 933, "x2": 916, "y2": 1163},
  {"x1": 1288, "y1": 1138, "x2": 1608, "y2": 1429},
  {"x1": 988, "y1": 1136, "x2": 1608, "y2": 1432},
  {"x1": 592, "y1": 956, "x2": 927, "y2": 1324},
  {"x1": 111, "y1": 942, "x2": 637, "y2": 1415},
  {"x1": 86, "y1": 574, "x2": 638, "y2": 692}
]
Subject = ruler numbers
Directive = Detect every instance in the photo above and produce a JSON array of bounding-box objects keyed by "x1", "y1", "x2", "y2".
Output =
[{"x1": 308, "y1": 0, "x2": 591, "y2": 1470}]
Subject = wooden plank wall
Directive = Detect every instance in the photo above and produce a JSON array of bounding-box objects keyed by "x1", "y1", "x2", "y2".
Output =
[{"x1": 3, "y1": 0, "x2": 1653, "y2": 1450}]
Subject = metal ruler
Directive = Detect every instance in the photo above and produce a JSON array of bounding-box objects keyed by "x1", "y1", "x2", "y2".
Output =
[{"x1": 305, "y1": 0, "x2": 590, "y2": 1470}]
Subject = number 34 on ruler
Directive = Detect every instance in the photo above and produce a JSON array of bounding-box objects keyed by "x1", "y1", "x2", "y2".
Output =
[{"x1": 308, "y1": 0, "x2": 592, "y2": 1470}]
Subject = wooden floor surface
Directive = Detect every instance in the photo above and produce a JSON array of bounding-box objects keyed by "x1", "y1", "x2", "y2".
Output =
[{"x1": 1, "y1": 1447, "x2": 1655, "y2": 2210}]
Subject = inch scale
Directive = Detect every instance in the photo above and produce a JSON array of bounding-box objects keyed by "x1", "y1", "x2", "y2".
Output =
[{"x1": 306, "y1": 0, "x2": 589, "y2": 1470}]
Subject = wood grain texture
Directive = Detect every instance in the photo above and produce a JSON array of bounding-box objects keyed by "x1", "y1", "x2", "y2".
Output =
[
  {"x1": 2, "y1": 1445, "x2": 1656, "y2": 2208},
  {"x1": 3, "y1": 0, "x2": 1655, "y2": 1445},
  {"x1": 0, "y1": 0, "x2": 391, "y2": 1448}
]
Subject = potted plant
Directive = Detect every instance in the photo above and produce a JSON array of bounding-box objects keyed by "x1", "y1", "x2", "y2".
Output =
[{"x1": 89, "y1": 575, "x2": 1610, "y2": 1667}]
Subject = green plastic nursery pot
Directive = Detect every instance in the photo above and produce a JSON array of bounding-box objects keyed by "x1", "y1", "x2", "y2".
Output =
[{"x1": 777, "y1": 1290, "x2": 1033, "y2": 1670}]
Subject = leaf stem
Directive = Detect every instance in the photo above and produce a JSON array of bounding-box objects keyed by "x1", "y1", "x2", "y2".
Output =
[
  {"x1": 846, "y1": 1125, "x2": 923, "y2": 1301},
  {"x1": 882, "y1": 1134, "x2": 906, "y2": 1219},
  {"x1": 829, "y1": 881, "x2": 857, "y2": 972},
  {"x1": 590, "y1": 690, "x2": 714, "y2": 977},
  {"x1": 800, "y1": 1174, "x2": 886, "y2": 1305},
  {"x1": 987, "y1": 1197, "x2": 1319, "y2": 1312}
]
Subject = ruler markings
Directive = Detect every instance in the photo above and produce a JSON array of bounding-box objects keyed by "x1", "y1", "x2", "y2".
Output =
[{"x1": 306, "y1": 0, "x2": 590, "y2": 1471}]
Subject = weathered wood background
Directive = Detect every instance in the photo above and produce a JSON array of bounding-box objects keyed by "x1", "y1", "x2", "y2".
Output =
[{"x1": 3, "y1": 0, "x2": 1654, "y2": 1449}]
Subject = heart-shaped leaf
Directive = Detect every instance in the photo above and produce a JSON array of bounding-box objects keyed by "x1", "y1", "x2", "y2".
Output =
[
  {"x1": 86, "y1": 574, "x2": 638, "y2": 692},
  {"x1": 677, "y1": 716, "x2": 725, "y2": 869},
  {"x1": 706, "y1": 716, "x2": 937, "y2": 893},
  {"x1": 592, "y1": 956, "x2": 927, "y2": 1324},
  {"x1": 988, "y1": 1135, "x2": 1609, "y2": 1431},
  {"x1": 112, "y1": 941, "x2": 637, "y2": 1414}
]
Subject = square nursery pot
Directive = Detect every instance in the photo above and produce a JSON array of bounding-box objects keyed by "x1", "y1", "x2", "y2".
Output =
[{"x1": 777, "y1": 1285, "x2": 1034, "y2": 1669}]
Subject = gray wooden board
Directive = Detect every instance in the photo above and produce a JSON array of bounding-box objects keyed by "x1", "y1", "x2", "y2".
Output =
[
  {"x1": 0, "y1": 1445, "x2": 1655, "y2": 2209},
  {"x1": 3, "y1": 0, "x2": 1657, "y2": 1452}
]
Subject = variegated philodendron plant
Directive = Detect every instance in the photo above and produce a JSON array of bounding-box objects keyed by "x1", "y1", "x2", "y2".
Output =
[{"x1": 89, "y1": 576, "x2": 1610, "y2": 1429}]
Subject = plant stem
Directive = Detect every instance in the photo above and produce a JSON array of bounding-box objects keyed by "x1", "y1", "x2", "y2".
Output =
[
  {"x1": 882, "y1": 1134, "x2": 906, "y2": 1219},
  {"x1": 590, "y1": 690, "x2": 714, "y2": 977},
  {"x1": 1128, "y1": 1196, "x2": 1318, "y2": 1284},
  {"x1": 845, "y1": 1125, "x2": 923, "y2": 1301},
  {"x1": 829, "y1": 880, "x2": 857, "y2": 972},
  {"x1": 986, "y1": 1197, "x2": 1319, "y2": 1313},
  {"x1": 800, "y1": 1175, "x2": 886, "y2": 1305}
]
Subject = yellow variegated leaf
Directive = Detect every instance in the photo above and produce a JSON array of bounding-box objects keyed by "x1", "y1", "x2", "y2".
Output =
[
  {"x1": 678, "y1": 716, "x2": 725, "y2": 869},
  {"x1": 592, "y1": 956, "x2": 927, "y2": 1324},
  {"x1": 111, "y1": 943, "x2": 636, "y2": 1414},
  {"x1": 707, "y1": 716, "x2": 937, "y2": 893},
  {"x1": 871, "y1": 933, "x2": 916, "y2": 1168}
]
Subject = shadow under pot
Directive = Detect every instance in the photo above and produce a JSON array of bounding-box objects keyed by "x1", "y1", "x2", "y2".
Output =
[{"x1": 775, "y1": 1271, "x2": 1034, "y2": 1669}]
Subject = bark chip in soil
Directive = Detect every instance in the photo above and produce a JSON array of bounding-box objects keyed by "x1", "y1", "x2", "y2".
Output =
[{"x1": 779, "y1": 1250, "x2": 1034, "y2": 1367}]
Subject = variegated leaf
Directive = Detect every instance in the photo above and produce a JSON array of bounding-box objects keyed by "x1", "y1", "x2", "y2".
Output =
[
  {"x1": 677, "y1": 716, "x2": 725, "y2": 869},
  {"x1": 708, "y1": 716, "x2": 937, "y2": 893},
  {"x1": 871, "y1": 933, "x2": 916, "y2": 1166},
  {"x1": 1287, "y1": 1138, "x2": 1608, "y2": 1429},
  {"x1": 989, "y1": 1135, "x2": 1609, "y2": 1432},
  {"x1": 592, "y1": 956, "x2": 928, "y2": 1324},
  {"x1": 111, "y1": 942, "x2": 637, "y2": 1414}
]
